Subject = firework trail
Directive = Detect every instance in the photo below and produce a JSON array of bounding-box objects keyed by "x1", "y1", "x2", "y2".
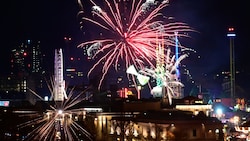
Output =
[
  {"x1": 16, "y1": 80, "x2": 94, "y2": 141},
  {"x1": 77, "y1": 0, "x2": 193, "y2": 89},
  {"x1": 133, "y1": 48, "x2": 188, "y2": 104}
]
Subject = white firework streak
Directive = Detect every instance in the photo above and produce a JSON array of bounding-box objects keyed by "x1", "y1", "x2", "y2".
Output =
[
  {"x1": 17, "y1": 78, "x2": 94, "y2": 141},
  {"x1": 139, "y1": 48, "x2": 188, "y2": 104}
]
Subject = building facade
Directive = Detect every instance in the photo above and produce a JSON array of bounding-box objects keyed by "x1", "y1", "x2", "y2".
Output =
[{"x1": 0, "y1": 40, "x2": 45, "y2": 102}]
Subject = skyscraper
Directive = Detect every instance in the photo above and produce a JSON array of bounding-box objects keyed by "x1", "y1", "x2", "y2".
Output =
[
  {"x1": 8, "y1": 39, "x2": 45, "y2": 101},
  {"x1": 10, "y1": 40, "x2": 43, "y2": 75}
]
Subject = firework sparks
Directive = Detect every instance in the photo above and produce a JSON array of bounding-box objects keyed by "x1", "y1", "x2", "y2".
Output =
[
  {"x1": 128, "y1": 48, "x2": 188, "y2": 104},
  {"x1": 77, "y1": 0, "x2": 193, "y2": 89},
  {"x1": 16, "y1": 81, "x2": 94, "y2": 141}
]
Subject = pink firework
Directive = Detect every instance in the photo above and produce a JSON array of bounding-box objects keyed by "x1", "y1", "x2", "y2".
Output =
[{"x1": 77, "y1": 0, "x2": 192, "y2": 89}]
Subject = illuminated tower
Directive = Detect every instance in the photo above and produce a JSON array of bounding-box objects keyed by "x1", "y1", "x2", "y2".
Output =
[
  {"x1": 155, "y1": 43, "x2": 165, "y2": 86},
  {"x1": 227, "y1": 27, "x2": 236, "y2": 106},
  {"x1": 174, "y1": 32, "x2": 184, "y2": 98},
  {"x1": 155, "y1": 34, "x2": 165, "y2": 98},
  {"x1": 54, "y1": 48, "x2": 67, "y2": 102},
  {"x1": 153, "y1": 33, "x2": 184, "y2": 104},
  {"x1": 175, "y1": 32, "x2": 180, "y2": 79}
]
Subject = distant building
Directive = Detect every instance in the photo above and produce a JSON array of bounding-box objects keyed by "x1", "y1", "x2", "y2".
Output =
[
  {"x1": 10, "y1": 40, "x2": 43, "y2": 75},
  {"x1": 63, "y1": 36, "x2": 86, "y2": 87},
  {"x1": 0, "y1": 40, "x2": 46, "y2": 102},
  {"x1": 92, "y1": 110, "x2": 224, "y2": 141}
]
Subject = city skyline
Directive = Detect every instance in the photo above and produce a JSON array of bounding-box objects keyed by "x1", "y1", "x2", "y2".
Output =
[{"x1": 1, "y1": 0, "x2": 250, "y2": 96}]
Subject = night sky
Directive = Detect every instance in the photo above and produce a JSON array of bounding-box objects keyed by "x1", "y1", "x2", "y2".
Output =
[{"x1": 1, "y1": 0, "x2": 250, "y2": 95}]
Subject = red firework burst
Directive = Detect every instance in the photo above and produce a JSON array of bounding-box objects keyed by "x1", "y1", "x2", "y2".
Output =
[{"x1": 77, "y1": 0, "x2": 193, "y2": 89}]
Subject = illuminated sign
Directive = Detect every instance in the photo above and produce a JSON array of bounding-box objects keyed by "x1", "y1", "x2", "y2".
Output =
[
  {"x1": 0, "y1": 101, "x2": 10, "y2": 107},
  {"x1": 227, "y1": 33, "x2": 236, "y2": 37},
  {"x1": 66, "y1": 68, "x2": 76, "y2": 72},
  {"x1": 83, "y1": 108, "x2": 103, "y2": 112}
]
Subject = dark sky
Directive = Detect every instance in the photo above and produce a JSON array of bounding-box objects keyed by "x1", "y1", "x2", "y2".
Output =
[
  {"x1": 169, "y1": 0, "x2": 250, "y2": 96},
  {"x1": 1, "y1": 0, "x2": 250, "y2": 94}
]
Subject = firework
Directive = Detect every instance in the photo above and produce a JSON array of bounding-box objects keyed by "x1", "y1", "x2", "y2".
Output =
[
  {"x1": 78, "y1": 0, "x2": 193, "y2": 89},
  {"x1": 17, "y1": 85, "x2": 93, "y2": 141},
  {"x1": 16, "y1": 80, "x2": 93, "y2": 141},
  {"x1": 13, "y1": 48, "x2": 95, "y2": 140},
  {"x1": 128, "y1": 48, "x2": 188, "y2": 104}
]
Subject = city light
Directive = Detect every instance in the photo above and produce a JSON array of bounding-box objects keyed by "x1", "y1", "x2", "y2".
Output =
[
  {"x1": 57, "y1": 109, "x2": 63, "y2": 115},
  {"x1": 227, "y1": 33, "x2": 236, "y2": 37},
  {"x1": 227, "y1": 27, "x2": 236, "y2": 37},
  {"x1": 216, "y1": 108, "x2": 223, "y2": 115},
  {"x1": 0, "y1": 101, "x2": 10, "y2": 107}
]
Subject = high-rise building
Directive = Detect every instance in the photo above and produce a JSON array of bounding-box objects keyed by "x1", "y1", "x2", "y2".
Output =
[
  {"x1": 10, "y1": 39, "x2": 43, "y2": 74},
  {"x1": 6, "y1": 39, "x2": 45, "y2": 100}
]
